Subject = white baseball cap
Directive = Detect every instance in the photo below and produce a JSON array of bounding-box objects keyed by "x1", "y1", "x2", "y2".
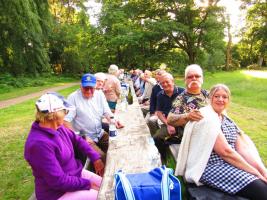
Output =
[{"x1": 36, "y1": 92, "x2": 75, "y2": 113}]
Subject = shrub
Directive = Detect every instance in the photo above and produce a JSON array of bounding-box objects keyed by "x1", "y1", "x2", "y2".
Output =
[{"x1": 247, "y1": 64, "x2": 262, "y2": 70}]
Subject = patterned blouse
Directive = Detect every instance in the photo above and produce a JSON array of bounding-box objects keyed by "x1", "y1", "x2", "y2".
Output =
[{"x1": 200, "y1": 116, "x2": 257, "y2": 194}]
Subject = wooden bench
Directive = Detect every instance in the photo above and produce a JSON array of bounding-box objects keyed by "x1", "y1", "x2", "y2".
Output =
[{"x1": 168, "y1": 142, "x2": 248, "y2": 200}]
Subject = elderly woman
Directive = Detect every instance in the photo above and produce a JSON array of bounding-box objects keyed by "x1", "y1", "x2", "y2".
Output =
[
  {"x1": 176, "y1": 84, "x2": 267, "y2": 200},
  {"x1": 24, "y1": 92, "x2": 104, "y2": 200},
  {"x1": 94, "y1": 72, "x2": 106, "y2": 90},
  {"x1": 103, "y1": 64, "x2": 121, "y2": 112}
]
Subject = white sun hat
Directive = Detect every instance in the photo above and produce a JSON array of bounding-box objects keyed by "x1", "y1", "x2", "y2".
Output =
[{"x1": 36, "y1": 92, "x2": 75, "y2": 113}]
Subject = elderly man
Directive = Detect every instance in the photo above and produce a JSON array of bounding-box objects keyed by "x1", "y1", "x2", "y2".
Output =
[
  {"x1": 152, "y1": 73, "x2": 184, "y2": 162},
  {"x1": 145, "y1": 69, "x2": 165, "y2": 135},
  {"x1": 64, "y1": 73, "x2": 123, "y2": 162},
  {"x1": 167, "y1": 64, "x2": 209, "y2": 141}
]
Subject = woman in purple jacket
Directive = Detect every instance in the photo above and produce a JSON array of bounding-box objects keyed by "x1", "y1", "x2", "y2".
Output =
[{"x1": 24, "y1": 92, "x2": 105, "y2": 200}]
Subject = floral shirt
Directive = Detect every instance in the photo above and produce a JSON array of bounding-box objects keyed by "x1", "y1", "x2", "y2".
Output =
[{"x1": 169, "y1": 89, "x2": 209, "y2": 137}]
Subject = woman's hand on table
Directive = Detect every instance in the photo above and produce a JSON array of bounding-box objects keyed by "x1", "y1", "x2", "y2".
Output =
[{"x1": 93, "y1": 159, "x2": 105, "y2": 177}]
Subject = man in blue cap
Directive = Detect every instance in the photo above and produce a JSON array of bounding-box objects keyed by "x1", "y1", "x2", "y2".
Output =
[{"x1": 64, "y1": 73, "x2": 121, "y2": 162}]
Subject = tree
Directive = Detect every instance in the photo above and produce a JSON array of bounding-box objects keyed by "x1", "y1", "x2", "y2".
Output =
[
  {"x1": 237, "y1": 0, "x2": 267, "y2": 67},
  {"x1": 97, "y1": 0, "x2": 226, "y2": 71},
  {"x1": 0, "y1": 0, "x2": 51, "y2": 76}
]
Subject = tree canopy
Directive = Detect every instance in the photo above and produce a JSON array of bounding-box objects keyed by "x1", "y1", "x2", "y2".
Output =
[{"x1": 0, "y1": 0, "x2": 266, "y2": 76}]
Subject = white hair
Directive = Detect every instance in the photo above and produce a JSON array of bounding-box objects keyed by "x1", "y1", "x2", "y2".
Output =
[
  {"x1": 95, "y1": 72, "x2": 106, "y2": 81},
  {"x1": 184, "y1": 64, "x2": 203, "y2": 78},
  {"x1": 108, "y1": 64, "x2": 119, "y2": 75}
]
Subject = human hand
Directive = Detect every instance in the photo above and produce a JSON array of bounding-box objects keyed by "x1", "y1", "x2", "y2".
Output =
[
  {"x1": 90, "y1": 181, "x2": 100, "y2": 190},
  {"x1": 167, "y1": 125, "x2": 176, "y2": 135},
  {"x1": 115, "y1": 120, "x2": 124, "y2": 129},
  {"x1": 187, "y1": 109, "x2": 203, "y2": 121},
  {"x1": 93, "y1": 159, "x2": 105, "y2": 177}
]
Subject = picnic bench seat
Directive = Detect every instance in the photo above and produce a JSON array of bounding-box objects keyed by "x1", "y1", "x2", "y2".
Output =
[{"x1": 168, "y1": 144, "x2": 248, "y2": 200}]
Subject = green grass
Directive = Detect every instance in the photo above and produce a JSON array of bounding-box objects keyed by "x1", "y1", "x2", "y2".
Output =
[
  {"x1": 0, "y1": 70, "x2": 267, "y2": 199},
  {"x1": 174, "y1": 70, "x2": 267, "y2": 111},
  {"x1": 0, "y1": 76, "x2": 78, "y2": 101},
  {"x1": 168, "y1": 70, "x2": 267, "y2": 199},
  {"x1": 173, "y1": 70, "x2": 267, "y2": 166},
  {"x1": 0, "y1": 85, "x2": 79, "y2": 200}
]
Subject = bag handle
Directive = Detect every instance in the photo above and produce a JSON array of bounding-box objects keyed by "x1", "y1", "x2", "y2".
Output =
[
  {"x1": 161, "y1": 166, "x2": 182, "y2": 200},
  {"x1": 160, "y1": 166, "x2": 171, "y2": 200},
  {"x1": 115, "y1": 171, "x2": 136, "y2": 200}
]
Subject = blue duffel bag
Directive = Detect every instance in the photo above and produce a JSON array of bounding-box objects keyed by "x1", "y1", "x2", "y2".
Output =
[{"x1": 115, "y1": 166, "x2": 182, "y2": 200}]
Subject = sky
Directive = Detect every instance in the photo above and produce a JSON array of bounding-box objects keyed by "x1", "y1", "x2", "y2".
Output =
[{"x1": 85, "y1": 0, "x2": 246, "y2": 43}]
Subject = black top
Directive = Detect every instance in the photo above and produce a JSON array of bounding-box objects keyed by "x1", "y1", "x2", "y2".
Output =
[
  {"x1": 156, "y1": 86, "x2": 184, "y2": 117},
  {"x1": 149, "y1": 83, "x2": 163, "y2": 114}
]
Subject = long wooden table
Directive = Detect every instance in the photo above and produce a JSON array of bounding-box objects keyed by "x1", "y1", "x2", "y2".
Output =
[{"x1": 97, "y1": 83, "x2": 162, "y2": 200}]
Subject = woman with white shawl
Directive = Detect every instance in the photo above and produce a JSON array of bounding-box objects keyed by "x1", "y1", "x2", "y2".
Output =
[{"x1": 175, "y1": 84, "x2": 267, "y2": 200}]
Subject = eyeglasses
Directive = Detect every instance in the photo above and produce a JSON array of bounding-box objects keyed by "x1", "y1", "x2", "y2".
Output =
[
  {"x1": 186, "y1": 74, "x2": 202, "y2": 79},
  {"x1": 82, "y1": 86, "x2": 95, "y2": 91},
  {"x1": 213, "y1": 95, "x2": 229, "y2": 100}
]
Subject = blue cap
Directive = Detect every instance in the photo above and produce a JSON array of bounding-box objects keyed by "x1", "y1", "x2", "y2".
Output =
[{"x1": 81, "y1": 73, "x2": 96, "y2": 87}]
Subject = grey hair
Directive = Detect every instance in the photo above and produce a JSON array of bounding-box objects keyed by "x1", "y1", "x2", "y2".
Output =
[
  {"x1": 160, "y1": 72, "x2": 174, "y2": 81},
  {"x1": 208, "y1": 84, "x2": 231, "y2": 100},
  {"x1": 108, "y1": 64, "x2": 119, "y2": 75},
  {"x1": 184, "y1": 64, "x2": 203, "y2": 78},
  {"x1": 95, "y1": 72, "x2": 106, "y2": 81}
]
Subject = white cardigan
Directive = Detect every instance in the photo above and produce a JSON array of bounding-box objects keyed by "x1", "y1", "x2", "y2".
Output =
[{"x1": 175, "y1": 105, "x2": 223, "y2": 185}]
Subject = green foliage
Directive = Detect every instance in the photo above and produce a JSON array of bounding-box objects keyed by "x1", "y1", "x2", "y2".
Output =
[
  {"x1": 246, "y1": 63, "x2": 262, "y2": 70},
  {"x1": 96, "y1": 0, "x2": 226, "y2": 71},
  {"x1": 236, "y1": 1, "x2": 267, "y2": 68},
  {"x1": 0, "y1": 0, "x2": 51, "y2": 76}
]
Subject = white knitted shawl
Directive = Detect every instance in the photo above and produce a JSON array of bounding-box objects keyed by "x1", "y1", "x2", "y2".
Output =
[{"x1": 175, "y1": 105, "x2": 223, "y2": 185}]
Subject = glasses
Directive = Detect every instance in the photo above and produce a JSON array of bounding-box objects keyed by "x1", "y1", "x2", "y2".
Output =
[
  {"x1": 82, "y1": 86, "x2": 95, "y2": 91},
  {"x1": 213, "y1": 95, "x2": 229, "y2": 100},
  {"x1": 186, "y1": 74, "x2": 202, "y2": 79}
]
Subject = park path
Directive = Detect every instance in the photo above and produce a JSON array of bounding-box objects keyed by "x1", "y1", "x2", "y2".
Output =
[{"x1": 0, "y1": 82, "x2": 79, "y2": 109}]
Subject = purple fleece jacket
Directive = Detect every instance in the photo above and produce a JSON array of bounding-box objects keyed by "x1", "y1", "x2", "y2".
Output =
[{"x1": 24, "y1": 122, "x2": 101, "y2": 200}]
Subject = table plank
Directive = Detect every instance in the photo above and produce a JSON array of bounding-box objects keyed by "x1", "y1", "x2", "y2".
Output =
[{"x1": 97, "y1": 82, "x2": 161, "y2": 200}]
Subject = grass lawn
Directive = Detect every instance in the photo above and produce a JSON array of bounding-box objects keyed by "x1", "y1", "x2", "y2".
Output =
[
  {"x1": 0, "y1": 76, "x2": 78, "y2": 101},
  {"x1": 0, "y1": 70, "x2": 266, "y2": 199},
  {"x1": 173, "y1": 70, "x2": 267, "y2": 165},
  {"x1": 0, "y1": 85, "x2": 79, "y2": 200}
]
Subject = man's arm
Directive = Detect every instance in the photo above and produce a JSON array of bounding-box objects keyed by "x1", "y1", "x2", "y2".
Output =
[
  {"x1": 167, "y1": 109, "x2": 203, "y2": 127},
  {"x1": 167, "y1": 112, "x2": 188, "y2": 127},
  {"x1": 157, "y1": 111, "x2": 176, "y2": 135}
]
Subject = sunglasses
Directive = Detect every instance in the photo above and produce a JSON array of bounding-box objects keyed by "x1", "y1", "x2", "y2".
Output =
[
  {"x1": 82, "y1": 86, "x2": 95, "y2": 91},
  {"x1": 186, "y1": 74, "x2": 202, "y2": 79}
]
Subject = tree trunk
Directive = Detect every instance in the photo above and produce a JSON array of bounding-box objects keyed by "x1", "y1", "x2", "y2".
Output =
[
  {"x1": 225, "y1": 16, "x2": 232, "y2": 71},
  {"x1": 257, "y1": 56, "x2": 263, "y2": 67}
]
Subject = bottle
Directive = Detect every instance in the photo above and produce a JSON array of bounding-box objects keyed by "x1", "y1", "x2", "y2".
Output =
[
  {"x1": 127, "y1": 88, "x2": 133, "y2": 105},
  {"x1": 109, "y1": 116, "x2": 117, "y2": 137}
]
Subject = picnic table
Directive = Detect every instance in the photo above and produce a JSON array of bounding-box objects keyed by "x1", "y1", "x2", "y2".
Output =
[{"x1": 97, "y1": 82, "x2": 162, "y2": 200}]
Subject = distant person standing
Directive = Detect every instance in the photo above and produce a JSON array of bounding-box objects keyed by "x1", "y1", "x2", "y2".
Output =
[{"x1": 103, "y1": 64, "x2": 121, "y2": 112}]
